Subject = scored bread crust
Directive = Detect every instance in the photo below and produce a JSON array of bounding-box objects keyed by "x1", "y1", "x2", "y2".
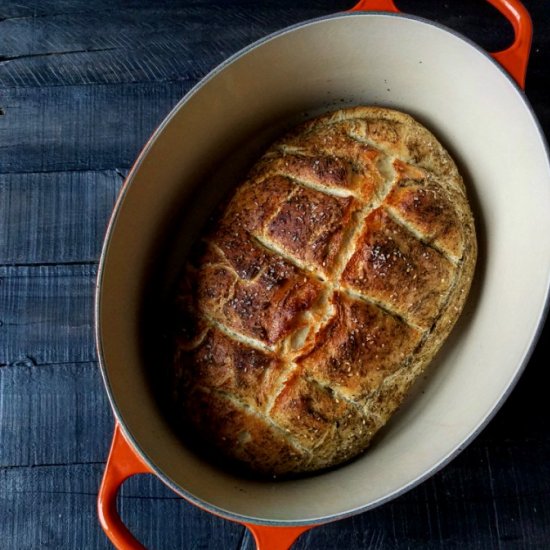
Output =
[{"x1": 171, "y1": 106, "x2": 477, "y2": 476}]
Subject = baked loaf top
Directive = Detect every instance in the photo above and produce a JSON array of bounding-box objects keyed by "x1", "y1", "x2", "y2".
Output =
[{"x1": 172, "y1": 106, "x2": 477, "y2": 476}]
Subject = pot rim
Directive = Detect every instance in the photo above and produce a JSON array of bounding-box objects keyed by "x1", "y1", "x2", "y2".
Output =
[{"x1": 95, "y1": 9, "x2": 550, "y2": 526}]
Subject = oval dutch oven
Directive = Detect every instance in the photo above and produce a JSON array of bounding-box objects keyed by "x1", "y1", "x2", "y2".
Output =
[{"x1": 95, "y1": 1, "x2": 550, "y2": 548}]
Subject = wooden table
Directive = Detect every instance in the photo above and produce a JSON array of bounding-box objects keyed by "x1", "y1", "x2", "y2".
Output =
[{"x1": 1, "y1": 1, "x2": 549, "y2": 548}]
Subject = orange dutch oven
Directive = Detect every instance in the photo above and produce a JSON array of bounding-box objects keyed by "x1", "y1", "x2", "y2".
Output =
[{"x1": 95, "y1": 1, "x2": 550, "y2": 548}]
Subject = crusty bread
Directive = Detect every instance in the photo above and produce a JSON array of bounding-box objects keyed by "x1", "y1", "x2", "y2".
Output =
[{"x1": 171, "y1": 106, "x2": 477, "y2": 476}]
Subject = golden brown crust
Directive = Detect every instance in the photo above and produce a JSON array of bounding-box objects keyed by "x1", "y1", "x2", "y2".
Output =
[
  {"x1": 172, "y1": 106, "x2": 477, "y2": 476},
  {"x1": 297, "y1": 292, "x2": 423, "y2": 402},
  {"x1": 340, "y1": 208, "x2": 456, "y2": 330}
]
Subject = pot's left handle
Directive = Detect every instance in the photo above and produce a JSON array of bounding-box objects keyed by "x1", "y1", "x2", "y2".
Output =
[
  {"x1": 98, "y1": 423, "x2": 316, "y2": 550},
  {"x1": 98, "y1": 423, "x2": 153, "y2": 550}
]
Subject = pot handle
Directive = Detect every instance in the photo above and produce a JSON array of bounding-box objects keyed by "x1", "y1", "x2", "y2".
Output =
[
  {"x1": 350, "y1": 0, "x2": 532, "y2": 89},
  {"x1": 98, "y1": 424, "x2": 315, "y2": 550},
  {"x1": 97, "y1": 423, "x2": 153, "y2": 550}
]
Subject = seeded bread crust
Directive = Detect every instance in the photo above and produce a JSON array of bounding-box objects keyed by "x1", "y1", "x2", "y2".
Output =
[{"x1": 172, "y1": 106, "x2": 477, "y2": 476}]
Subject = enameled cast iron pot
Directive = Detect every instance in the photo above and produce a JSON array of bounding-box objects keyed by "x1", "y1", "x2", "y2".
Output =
[{"x1": 95, "y1": 1, "x2": 550, "y2": 548}]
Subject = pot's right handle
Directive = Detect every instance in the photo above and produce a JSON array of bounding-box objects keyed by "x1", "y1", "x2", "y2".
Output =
[
  {"x1": 350, "y1": 0, "x2": 533, "y2": 89},
  {"x1": 487, "y1": 0, "x2": 532, "y2": 89}
]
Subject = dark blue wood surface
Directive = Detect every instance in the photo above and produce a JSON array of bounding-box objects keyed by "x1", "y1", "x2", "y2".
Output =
[{"x1": 1, "y1": 1, "x2": 549, "y2": 548}]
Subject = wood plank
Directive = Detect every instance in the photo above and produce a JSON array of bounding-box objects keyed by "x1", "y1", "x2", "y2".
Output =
[
  {"x1": 0, "y1": 0, "x2": 177, "y2": 20},
  {"x1": 0, "y1": 462, "x2": 245, "y2": 550},
  {"x1": 0, "y1": 264, "x2": 96, "y2": 366},
  {"x1": 0, "y1": 45, "x2": 213, "y2": 89},
  {"x1": 0, "y1": 82, "x2": 189, "y2": 173},
  {"x1": 0, "y1": 170, "x2": 121, "y2": 265},
  {"x1": 0, "y1": 362, "x2": 112, "y2": 466},
  {"x1": 0, "y1": 6, "x2": 319, "y2": 88},
  {"x1": 0, "y1": 0, "x2": 345, "y2": 23}
]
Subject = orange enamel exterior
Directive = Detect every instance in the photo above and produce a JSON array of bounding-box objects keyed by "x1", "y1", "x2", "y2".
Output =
[{"x1": 97, "y1": 1, "x2": 533, "y2": 549}]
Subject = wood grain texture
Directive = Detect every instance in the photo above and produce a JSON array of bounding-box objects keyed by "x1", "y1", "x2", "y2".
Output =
[
  {"x1": 0, "y1": 170, "x2": 121, "y2": 264},
  {"x1": 0, "y1": 362, "x2": 111, "y2": 466},
  {"x1": 0, "y1": 83, "x2": 190, "y2": 173},
  {"x1": 0, "y1": 5, "x2": 332, "y2": 88},
  {"x1": 0, "y1": 265, "x2": 96, "y2": 366},
  {"x1": 1, "y1": 0, "x2": 549, "y2": 548}
]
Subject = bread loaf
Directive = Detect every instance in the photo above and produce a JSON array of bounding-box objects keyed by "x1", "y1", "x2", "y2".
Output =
[{"x1": 171, "y1": 106, "x2": 477, "y2": 476}]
